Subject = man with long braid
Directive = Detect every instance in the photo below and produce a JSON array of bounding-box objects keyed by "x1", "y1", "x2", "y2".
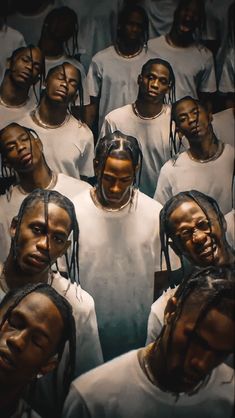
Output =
[
  {"x1": 73, "y1": 130, "x2": 180, "y2": 361},
  {"x1": 0, "y1": 189, "x2": 103, "y2": 416},
  {"x1": 63, "y1": 267, "x2": 235, "y2": 418},
  {"x1": 146, "y1": 190, "x2": 235, "y2": 344},
  {"x1": 0, "y1": 283, "x2": 76, "y2": 417}
]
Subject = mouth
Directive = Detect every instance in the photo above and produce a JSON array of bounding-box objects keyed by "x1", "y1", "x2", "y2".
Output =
[
  {"x1": 28, "y1": 254, "x2": 49, "y2": 268},
  {"x1": 148, "y1": 90, "x2": 159, "y2": 97},
  {"x1": 55, "y1": 90, "x2": 68, "y2": 98},
  {"x1": 19, "y1": 71, "x2": 32, "y2": 81},
  {"x1": 0, "y1": 350, "x2": 16, "y2": 370},
  {"x1": 197, "y1": 242, "x2": 217, "y2": 259},
  {"x1": 20, "y1": 153, "x2": 32, "y2": 166}
]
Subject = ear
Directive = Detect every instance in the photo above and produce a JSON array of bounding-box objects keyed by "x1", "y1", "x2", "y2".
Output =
[
  {"x1": 58, "y1": 240, "x2": 71, "y2": 259},
  {"x1": 39, "y1": 356, "x2": 58, "y2": 376},
  {"x1": 169, "y1": 239, "x2": 182, "y2": 257},
  {"x1": 137, "y1": 74, "x2": 142, "y2": 86},
  {"x1": 10, "y1": 217, "x2": 18, "y2": 239},
  {"x1": 164, "y1": 296, "x2": 177, "y2": 324},
  {"x1": 6, "y1": 57, "x2": 11, "y2": 69},
  {"x1": 208, "y1": 111, "x2": 213, "y2": 124}
]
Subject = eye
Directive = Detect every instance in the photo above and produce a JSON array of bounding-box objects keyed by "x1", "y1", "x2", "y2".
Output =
[
  {"x1": 197, "y1": 219, "x2": 210, "y2": 231},
  {"x1": 31, "y1": 225, "x2": 42, "y2": 234},
  {"x1": 180, "y1": 229, "x2": 192, "y2": 240},
  {"x1": 53, "y1": 235, "x2": 66, "y2": 245},
  {"x1": 7, "y1": 314, "x2": 24, "y2": 330},
  {"x1": 31, "y1": 335, "x2": 46, "y2": 350}
]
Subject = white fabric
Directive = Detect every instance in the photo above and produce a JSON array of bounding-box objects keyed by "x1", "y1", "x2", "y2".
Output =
[
  {"x1": 154, "y1": 144, "x2": 234, "y2": 215},
  {"x1": 0, "y1": 94, "x2": 37, "y2": 130},
  {"x1": 62, "y1": 349, "x2": 235, "y2": 418},
  {"x1": 18, "y1": 113, "x2": 94, "y2": 179},
  {"x1": 100, "y1": 104, "x2": 184, "y2": 198},
  {"x1": 0, "y1": 25, "x2": 25, "y2": 83},
  {"x1": 141, "y1": 0, "x2": 179, "y2": 38},
  {"x1": 148, "y1": 35, "x2": 216, "y2": 100},
  {"x1": 212, "y1": 108, "x2": 235, "y2": 148},
  {"x1": 0, "y1": 172, "x2": 91, "y2": 263},
  {"x1": 45, "y1": 56, "x2": 90, "y2": 106},
  {"x1": 218, "y1": 47, "x2": 235, "y2": 94},
  {"x1": 87, "y1": 46, "x2": 155, "y2": 130},
  {"x1": 74, "y1": 188, "x2": 163, "y2": 359},
  {"x1": 225, "y1": 209, "x2": 235, "y2": 249}
]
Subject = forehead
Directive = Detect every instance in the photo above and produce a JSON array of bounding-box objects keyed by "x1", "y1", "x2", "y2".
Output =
[
  {"x1": 179, "y1": 0, "x2": 199, "y2": 13},
  {"x1": 1, "y1": 125, "x2": 28, "y2": 144},
  {"x1": 104, "y1": 156, "x2": 134, "y2": 174},
  {"x1": 143, "y1": 63, "x2": 170, "y2": 78},
  {"x1": 125, "y1": 10, "x2": 144, "y2": 24},
  {"x1": 49, "y1": 64, "x2": 79, "y2": 81},
  {"x1": 175, "y1": 99, "x2": 198, "y2": 116},
  {"x1": 15, "y1": 48, "x2": 43, "y2": 63},
  {"x1": 169, "y1": 201, "x2": 217, "y2": 230}
]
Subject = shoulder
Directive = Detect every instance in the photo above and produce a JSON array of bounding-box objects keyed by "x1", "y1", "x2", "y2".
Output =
[
  {"x1": 137, "y1": 191, "x2": 163, "y2": 213},
  {"x1": 106, "y1": 104, "x2": 133, "y2": 120},
  {"x1": 92, "y1": 46, "x2": 115, "y2": 62}
]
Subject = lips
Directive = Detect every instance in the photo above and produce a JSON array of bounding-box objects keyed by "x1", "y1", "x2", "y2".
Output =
[
  {"x1": 0, "y1": 350, "x2": 16, "y2": 371},
  {"x1": 197, "y1": 243, "x2": 217, "y2": 258},
  {"x1": 28, "y1": 254, "x2": 49, "y2": 268},
  {"x1": 20, "y1": 153, "x2": 32, "y2": 165},
  {"x1": 55, "y1": 90, "x2": 68, "y2": 98}
]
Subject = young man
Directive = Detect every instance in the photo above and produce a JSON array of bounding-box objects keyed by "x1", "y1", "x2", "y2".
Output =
[
  {"x1": 146, "y1": 190, "x2": 235, "y2": 343},
  {"x1": 155, "y1": 96, "x2": 234, "y2": 214},
  {"x1": 100, "y1": 58, "x2": 178, "y2": 197},
  {"x1": 148, "y1": 0, "x2": 216, "y2": 105},
  {"x1": 73, "y1": 131, "x2": 179, "y2": 361},
  {"x1": 0, "y1": 189, "x2": 103, "y2": 415},
  {"x1": 0, "y1": 282, "x2": 76, "y2": 417},
  {"x1": 18, "y1": 62, "x2": 94, "y2": 180},
  {"x1": 62, "y1": 267, "x2": 235, "y2": 418},
  {"x1": 0, "y1": 122, "x2": 91, "y2": 263}
]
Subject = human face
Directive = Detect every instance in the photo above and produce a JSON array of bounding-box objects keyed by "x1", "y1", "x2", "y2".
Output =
[
  {"x1": 162, "y1": 301, "x2": 234, "y2": 393},
  {"x1": 0, "y1": 292, "x2": 63, "y2": 388},
  {"x1": 175, "y1": 99, "x2": 211, "y2": 141},
  {"x1": 122, "y1": 11, "x2": 145, "y2": 44},
  {"x1": 45, "y1": 64, "x2": 79, "y2": 105},
  {"x1": 10, "y1": 47, "x2": 43, "y2": 87},
  {"x1": 12, "y1": 202, "x2": 71, "y2": 275},
  {"x1": 174, "y1": 0, "x2": 200, "y2": 36},
  {"x1": 138, "y1": 63, "x2": 170, "y2": 103},
  {"x1": 0, "y1": 125, "x2": 42, "y2": 173},
  {"x1": 169, "y1": 201, "x2": 227, "y2": 267},
  {"x1": 99, "y1": 156, "x2": 135, "y2": 209}
]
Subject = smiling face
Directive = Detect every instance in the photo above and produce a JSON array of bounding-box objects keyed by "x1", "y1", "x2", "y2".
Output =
[
  {"x1": 0, "y1": 292, "x2": 63, "y2": 388},
  {"x1": 11, "y1": 201, "x2": 72, "y2": 275},
  {"x1": 0, "y1": 124, "x2": 43, "y2": 173},
  {"x1": 138, "y1": 63, "x2": 170, "y2": 103},
  {"x1": 45, "y1": 64, "x2": 80, "y2": 105},
  {"x1": 168, "y1": 201, "x2": 227, "y2": 267},
  {"x1": 10, "y1": 47, "x2": 43, "y2": 87}
]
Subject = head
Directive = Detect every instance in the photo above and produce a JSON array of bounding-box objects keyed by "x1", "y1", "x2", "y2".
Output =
[
  {"x1": 0, "y1": 123, "x2": 44, "y2": 177},
  {"x1": 117, "y1": 4, "x2": 149, "y2": 47},
  {"x1": 154, "y1": 267, "x2": 235, "y2": 395},
  {"x1": 10, "y1": 189, "x2": 79, "y2": 282},
  {"x1": 43, "y1": 63, "x2": 82, "y2": 109},
  {"x1": 94, "y1": 131, "x2": 142, "y2": 209},
  {"x1": 138, "y1": 58, "x2": 175, "y2": 105},
  {"x1": 7, "y1": 46, "x2": 45, "y2": 90},
  {"x1": 160, "y1": 190, "x2": 232, "y2": 270},
  {"x1": 171, "y1": 0, "x2": 205, "y2": 41},
  {"x1": 40, "y1": 7, "x2": 78, "y2": 55},
  {"x1": 0, "y1": 283, "x2": 76, "y2": 408}
]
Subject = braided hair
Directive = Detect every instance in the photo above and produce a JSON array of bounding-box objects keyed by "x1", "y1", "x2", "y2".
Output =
[
  {"x1": 172, "y1": 0, "x2": 206, "y2": 42},
  {"x1": 140, "y1": 58, "x2": 176, "y2": 105},
  {"x1": 0, "y1": 282, "x2": 76, "y2": 416},
  {"x1": 117, "y1": 4, "x2": 149, "y2": 49},
  {"x1": 13, "y1": 189, "x2": 80, "y2": 285},
  {"x1": 95, "y1": 130, "x2": 143, "y2": 207},
  {"x1": 159, "y1": 190, "x2": 229, "y2": 274}
]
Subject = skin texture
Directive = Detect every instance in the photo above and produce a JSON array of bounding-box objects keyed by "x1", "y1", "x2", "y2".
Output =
[
  {"x1": 122, "y1": 11, "x2": 145, "y2": 45},
  {"x1": 0, "y1": 292, "x2": 63, "y2": 388},
  {"x1": 138, "y1": 63, "x2": 170, "y2": 104},
  {"x1": 9, "y1": 47, "x2": 43, "y2": 87},
  {"x1": 175, "y1": 99, "x2": 212, "y2": 142},
  {"x1": 45, "y1": 64, "x2": 80, "y2": 106},
  {"x1": 169, "y1": 0, "x2": 201, "y2": 47},
  {"x1": 168, "y1": 201, "x2": 228, "y2": 267}
]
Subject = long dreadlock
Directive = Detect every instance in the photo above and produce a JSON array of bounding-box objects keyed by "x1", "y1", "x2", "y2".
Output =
[
  {"x1": 13, "y1": 189, "x2": 80, "y2": 285},
  {"x1": 171, "y1": 0, "x2": 206, "y2": 43},
  {"x1": 116, "y1": 4, "x2": 149, "y2": 50},
  {"x1": 0, "y1": 282, "x2": 76, "y2": 416}
]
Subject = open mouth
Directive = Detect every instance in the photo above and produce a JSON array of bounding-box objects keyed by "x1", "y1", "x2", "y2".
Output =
[
  {"x1": 0, "y1": 351, "x2": 16, "y2": 370},
  {"x1": 198, "y1": 243, "x2": 217, "y2": 259}
]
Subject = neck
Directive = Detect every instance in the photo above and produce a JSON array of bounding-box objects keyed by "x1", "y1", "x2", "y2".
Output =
[
  {"x1": 18, "y1": 160, "x2": 53, "y2": 193},
  {"x1": 94, "y1": 187, "x2": 132, "y2": 211},
  {"x1": 188, "y1": 130, "x2": 219, "y2": 160},
  {"x1": 116, "y1": 38, "x2": 142, "y2": 56},
  {"x1": 0, "y1": 73, "x2": 29, "y2": 106},
  {"x1": 167, "y1": 28, "x2": 194, "y2": 48},
  {"x1": 135, "y1": 98, "x2": 164, "y2": 118},
  {"x1": 36, "y1": 96, "x2": 68, "y2": 126},
  {"x1": 3, "y1": 253, "x2": 49, "y2": 290},
  {"x1": 39, "y1": 37, "x2": 64, "y2": 58}
]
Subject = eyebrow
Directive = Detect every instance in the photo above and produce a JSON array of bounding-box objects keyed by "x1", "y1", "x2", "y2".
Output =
[
  {"x1": 193, "y1": 331, "x2": 232, "y2": 353},
  {"x1": 178, "y1": 106, "x2": 198, "y2": 117},
  {"x1": 10, "y1": 310, "x2": 51, "y2": 342}
]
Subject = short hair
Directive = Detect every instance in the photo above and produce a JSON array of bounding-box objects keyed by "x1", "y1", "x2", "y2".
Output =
[
  {"x1": 13, "y1": 189, "x2": 80, "y2": 284},
  {"x1": 159, "y1": 190, "x2": 229, "y2": 273},
  {"x1": 117, "y1": 4, "x2": 149, "y2": 48},
  {"x1": 140, "y1": 58, "x2": 176, "y2": 104},
  {"x1": 0, "y1": 282, "x2": 76, "y2": 414}
]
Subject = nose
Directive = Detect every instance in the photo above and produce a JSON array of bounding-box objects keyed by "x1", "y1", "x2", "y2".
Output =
[
  {"x1": 188, "y1": 112, "x2": 197, "y2": 124},
  {"x1": 7, "y1": 329, "x2": 28, "y2": 353},
  {"x1": 36, "y1": 235, "x2": 49, "y2": 252},
  {"x1": 192, "y1": 229, "x2": 207, "y2": 244},
  {"x1": 190, "y1": 352, "x2": 213, "y2": 375},
  {"x1": 110, "y1": 181, "x2": 121, "y2": 194},
  {"x1": 17, "y1": 140, "x2": 27, "y2": 153}
]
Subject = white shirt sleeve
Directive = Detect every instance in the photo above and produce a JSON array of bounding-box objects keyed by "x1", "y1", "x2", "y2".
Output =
[
  {"x1": 87, "y1": 58, "x2": 102, "y2": 98},
  {"x1": 154, "y1": 163, "x2": 173, "y2": 205},
  {"x1": 197, "y1": 49, "x2": 217, "y2": 93},
  {"x1": 76, "y1": 127, "x2": 95, "y2": 177},
  {"x1": 62, "y1": 385, "x2": 91, "y2": 418}
]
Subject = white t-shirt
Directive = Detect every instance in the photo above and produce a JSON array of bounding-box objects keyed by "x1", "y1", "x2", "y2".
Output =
[
  {"x1": 0, "y1": 25, "x2": 26, "y2": 83},
  {"x1": 141, "y1": 0, "x2": 179, "y2": 38},
  {"x1": 0, "y1": 94, "x2": 37, "y2": 130},
  {"x1": 218, "y1": 47, "x2": 235, "y2": 94},
  {"x1": 87, "y1": 46, "x2": 155, "y2": 130},
  {"x1": 212, "y1": 108, "x2": 235, "y2": 148},
  {"x1": 18, "y1": 113, "x2": 94, "y2": 179},
  {"x1": 148, "y1": 35, "x2": 216, "y2": 100},
  {"x1": 73, "y1": 188, "x2": 163, "y2": 359},
  {"x1": 100, "y1": 104, "x2": 184, "y2": 198},
  {"x1": 0, "y1": 172, "x2": 91, "y2": 263},
  {"x1": 62, "y1": 349, "x2": 234, "y2": 418},
  {"x1": 154, "y1": 144, "x2": 234, "y2": 215}
]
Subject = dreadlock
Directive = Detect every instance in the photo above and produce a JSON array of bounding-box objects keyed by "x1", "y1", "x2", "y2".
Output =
[
  {"x1": 117, "y1": 4, "x2": 149, "y2": 49},
  {"x1": 13, "y1": 189, "x2": 80, "y2": 284},
  {"x1": 0, "y1": 282, "x2": 76, "y2": 416},
  {"x1": 227, "y1": 2, "x2": 235, "y2": 48},
  {"x1": 159, "y1": 190, "x2": 229, "y2": 275},
  {"x1": 39, "y1": 6, "x2": 79, "y2": 57},
  {"x1": 172, "y1": 0, "x2": 206, "y2": 42},
  {"x1": 95, "y1": 130, "x2": 143, "y2": 207},
  {"x1": 140, "y1": 58, "x2": 176, "y2": 105}
]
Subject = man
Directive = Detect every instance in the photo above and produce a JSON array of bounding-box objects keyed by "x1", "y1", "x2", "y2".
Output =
[
  {"x1": 62, "y1": 267, "x2": 235, "y2": 418},
  {"x1": 0, "y1": 189, "x2": 103, "y2": 415},
  {"x1": 0, "y1": 122, "x2": 91, "y2": 262},
  {"x1": 155, "y1": 96, "x2": 234, "y2": 214},
  {"x1": 73, "y1": 131, "x2": 179, "y2": 360},
  {"x1": 100, "y1": 58, "x2": 178, "y2": 197},
  {"x1": 0, "y1": 282, "x2": 76, "y2": 417},
  {"x1": 146, "y1": 190, "x2": 235, "y2": 343}
]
